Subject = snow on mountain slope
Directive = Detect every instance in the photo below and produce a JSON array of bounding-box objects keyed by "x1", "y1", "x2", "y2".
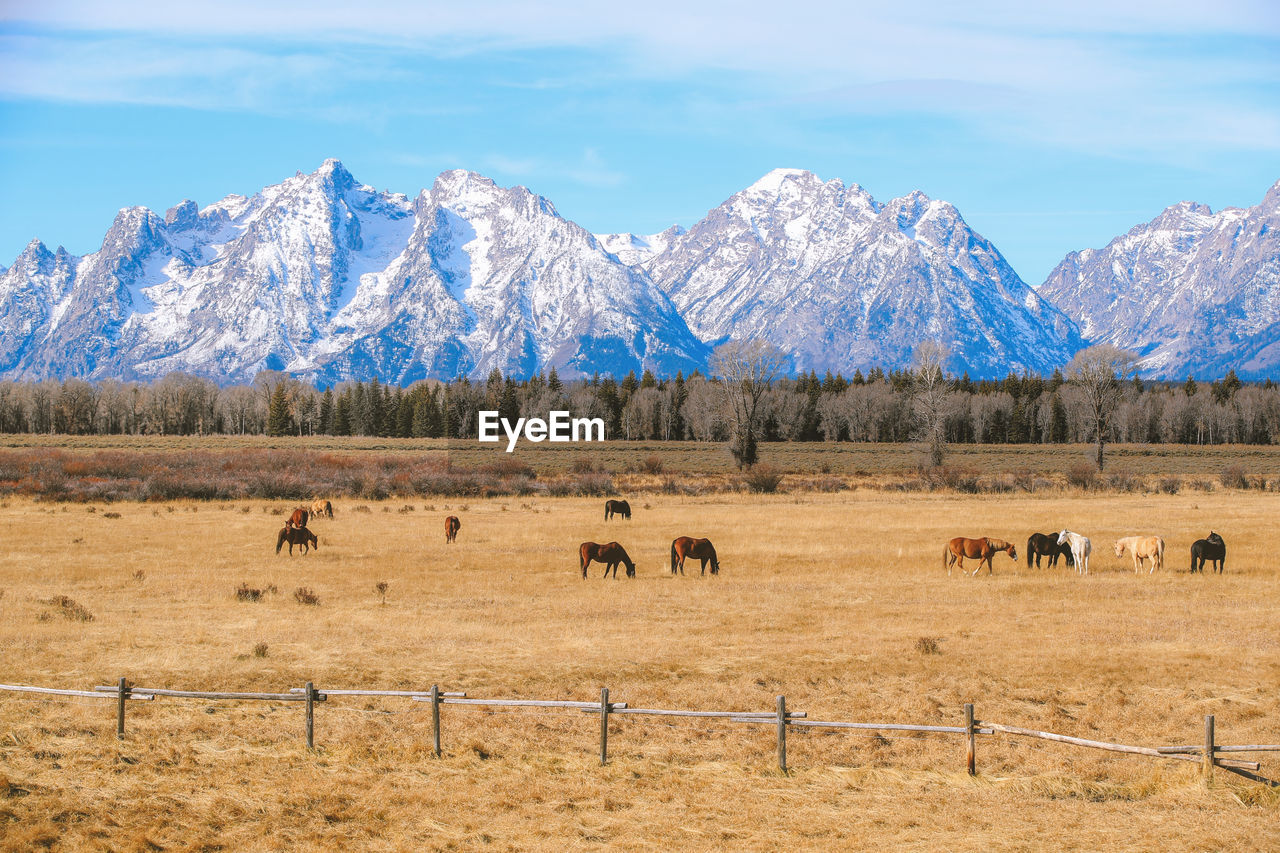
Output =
[
  {"x1": 0, "y1": 161, "x2": 707, "y2": 383},
  {"x1": 639, "y1": 169, "x2": 1080, "y2": 377},
  {"x1": 1040, "y1": 180, "x2": 1280, "y2": 379}
]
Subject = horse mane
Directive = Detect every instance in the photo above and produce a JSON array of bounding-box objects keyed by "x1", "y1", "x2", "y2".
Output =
[{"x1": 985, "y1": 538, "x2": 1010, "y2": 550}]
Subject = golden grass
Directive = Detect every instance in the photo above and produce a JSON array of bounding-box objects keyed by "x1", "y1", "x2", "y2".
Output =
[{"x1": 1, "y1": 492, "x2": 1278, "y2": 851}]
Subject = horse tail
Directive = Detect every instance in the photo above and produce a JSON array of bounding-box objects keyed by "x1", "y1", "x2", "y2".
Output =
[
  {"x1": 943, "y1": 544, "x2": 949, "y2": 573},
  {"x1": 1026, "y1": 537, "x2": 1033, "y2": 568},
  {"x1": 276, "y1": 528, "x2": 285, "y2": 554},
  {"x1": 671, "y1": 541, "x2": 678, "y2": 574}
]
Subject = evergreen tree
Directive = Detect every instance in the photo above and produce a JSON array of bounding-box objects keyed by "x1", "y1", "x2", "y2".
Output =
[
  {"x1": 266, "y1": 384, "x2": 291, "y2": 436},
  {"x1": 318, "y1": 387, "x2": 334, "y2": 434},
  {"x1": 640, "y1": 369, "x2": 657, "y2": 389},
  {"x1": 547, "y1": 367, "x2": 563, "y2": 394}
]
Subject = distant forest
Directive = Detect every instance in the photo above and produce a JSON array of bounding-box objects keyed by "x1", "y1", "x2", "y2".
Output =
[{"x1": 1, "y1": 365, "x2": 1278, "y2": 445}]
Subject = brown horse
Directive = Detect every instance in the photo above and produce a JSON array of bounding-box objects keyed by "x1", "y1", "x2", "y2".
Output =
[
  {"x1": 670, "y1": 536, "x2": 720, "y2": 575},
  {"x1": 944, "y1": 537, "x2": 1017, "y2": 576},
  {"x1": 445, "y1": 516, "x2": 461, "y2": 543},
  {"x1": 604, "y1": 499, "x2": 631, "y2": 521},
  {"x1": 310, "y1": 498, "x2": 333, "y2": 519},
  {"x1": 580, "y1": 541, "x2": 636, "y2": 579},
  {"x1": 287, "y1": 507, "x2": 309, "y2": 530},
  {"x1": 276, "y1": 526, "x2": 318, "y2": 555}
]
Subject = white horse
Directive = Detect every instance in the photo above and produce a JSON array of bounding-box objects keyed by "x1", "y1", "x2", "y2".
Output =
[
  {"x1": 1114, "y1": 535, "x2": 1165, "y2": 573},
  {"x1": 1057, "y1": 530, "x2": 1091, "y2": 575}
]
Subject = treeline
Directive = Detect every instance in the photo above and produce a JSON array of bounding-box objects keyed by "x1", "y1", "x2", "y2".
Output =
[{"x1": 1, "y1": 367, "x2": 1278, "y2": 445}]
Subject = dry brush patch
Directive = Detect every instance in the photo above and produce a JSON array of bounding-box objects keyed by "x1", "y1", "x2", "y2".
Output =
[{"x1": 0, "y1": 492, "x2": 1278, "y2": 850}]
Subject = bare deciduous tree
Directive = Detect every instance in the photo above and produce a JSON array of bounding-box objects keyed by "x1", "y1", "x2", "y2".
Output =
[
  {"x1": 1064, "y1": 344, "x2": 1139, "y2": 471},
  {"x1": 708, "y1": 339, "x2": 789, "y2": 468},
  {"x1": 910, "y1": 342, "x2": 951, "y2": 467}
]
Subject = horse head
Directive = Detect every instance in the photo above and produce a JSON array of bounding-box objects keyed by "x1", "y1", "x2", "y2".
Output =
[
  {"x1": 1113, "y1": 541, "x2": 1125, "y2": 557},
  {"x1": 1008, "y1": 545, "x2": 1017, "y2": 561},
  {"x1": 1056, "y1": 530, "x2": 1069, "y2": 545},
  {"x1": 1208, "y1": 531, "x2": 1223, "y2": 543},
  {"x1": 626, "y1": 561, "x2": 636, "y2": 578}
]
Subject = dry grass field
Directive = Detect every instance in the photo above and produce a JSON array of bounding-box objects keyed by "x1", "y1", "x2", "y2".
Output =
[{"x1": 2, "y1": 488, "x2": 1280, "y2": 851}]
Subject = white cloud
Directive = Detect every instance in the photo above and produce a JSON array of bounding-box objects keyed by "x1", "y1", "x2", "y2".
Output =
[{"x1": 2, "y1": 1, "x2": 1277, "y2": 156}]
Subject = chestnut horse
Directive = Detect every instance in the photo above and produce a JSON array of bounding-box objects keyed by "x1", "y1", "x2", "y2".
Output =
[
  {"x1": 310, "y1": 498, "x2": 333, "y2": 519},
  {"x1": 944, "y1": 537, "x2": 1017, "y2": 576},
  {"x1": 287, "y1": 507, "x2": 309, "y2": 530},
  {"x1": 580, "y1": 541, "x2": 635, "y2": 578},
  {"x1": 604, "y1": 499, "x2": 631, "y2": 521},
  {"x1": 1114, "y1": 535, "x2": 1165, "y2": 573},
  {"x1": 276, "y1": 526, "x2": 318, "y2": 555},
  {"x1": 445, "y1": 516, "x2": 461, "y2": 543},
  {"x1": 1026, "y1": 532, "x2": 1073, "y2": 569},
  {"x1": 670, "y1": 536, "x2": 720, "y2": 575},
  {"x1": 1191, "y1": 532, "x2": 1226, "y2": 574}
]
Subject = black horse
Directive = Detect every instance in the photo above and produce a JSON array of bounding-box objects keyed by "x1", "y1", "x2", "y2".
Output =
[
  {"x1": 1026, "y1": 532, "x2": 1074, "y2": 569},
  {"x1": 1190, "y1": 532, "x2": 1226, "y2": 574},
  {"x1": 604, "y1": 499, "x2": 631, "y2": 521}
]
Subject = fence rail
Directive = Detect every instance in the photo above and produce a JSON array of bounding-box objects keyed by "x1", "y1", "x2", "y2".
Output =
[{"x1": 1, "y1": 680, "x2": 1275, "y2": 786}]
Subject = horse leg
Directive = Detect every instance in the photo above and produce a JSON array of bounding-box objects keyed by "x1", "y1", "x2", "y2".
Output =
[{"x1": 700, "y1": 557, "x2": 707, "y2": 576}]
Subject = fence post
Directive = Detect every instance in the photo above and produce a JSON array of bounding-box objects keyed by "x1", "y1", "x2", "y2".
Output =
[
  {"x1": 305, "y1": 681, "x2": 315, "y2": 750},
  {"x1": 965, "y1": 703, "x2": 976, "y2": 776},
  {"x1": 776, "y1": 695, "x2": 788, "y2": 773},
  {"x1": 1203, "y1": 715, "x2": 1215, "y2": 784},
  {"x1": 599, "y1": 687, "x2": 610, "y2": 766},
  {"x1": 116, "y1": 677, "x2": 128, "y2": 740},
  {"x1": 430, "y1": 684, "x2": 441, "y2": 758}
]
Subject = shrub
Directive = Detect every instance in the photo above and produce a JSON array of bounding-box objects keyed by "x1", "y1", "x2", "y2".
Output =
[
  {"x1": 570, "y1": 457, "x2": 601, "y2": 475},
  {"x1": 293, "y1": 587, "x2": 320, "y2": 606},
  {"x1": 252, "y1": 642, "x2": 269, "y2": 658},
  {"x1": 639, "y1": 454, "x2": 664, "y2": 475},
  {"x1": 1157, "y1": 476, "x2": 1181, "y2": 495},
  {"x1": 375, "y1": 581, "x2": 389, "y2": 604},
  {"x1": 742, "y1": 464, "x2": 785, "y2": 494},
  {"x1": 1066, "y1": 462, "x2": 1098, "y2": 490},
  {"x1": 915, "y1": 636, "x2": 942, "y2": 655},
  {"x1": 235, "y1": 583, "x2": 262, "y2": 602},
  {"x1": 1106, "y1": 470, "x2": 1140, "y2": 493},
  {"x1": 1220, "y1": 465, "x2": 1249, "y2": 490},
  {"x1": 43, "y1": 595, "x2": 93, "y2": 622},
  {"x1": 103, "y1": 511, "x2": 122, "y2": 519}
]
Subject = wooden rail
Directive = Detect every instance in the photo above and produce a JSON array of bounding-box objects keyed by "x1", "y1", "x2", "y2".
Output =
[{"x1": 2, "y1": 681, "x2": 1275, "y2": 785}]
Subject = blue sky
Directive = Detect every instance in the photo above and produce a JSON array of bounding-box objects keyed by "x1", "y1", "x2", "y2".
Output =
[{"x1": 1, "y1": 1, "x2": 1277, "y2": 283}]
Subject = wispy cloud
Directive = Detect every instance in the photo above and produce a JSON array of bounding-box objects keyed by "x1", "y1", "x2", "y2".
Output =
[{"x1": 1, "y1": 1, "x2": 1277, "y2": 158}]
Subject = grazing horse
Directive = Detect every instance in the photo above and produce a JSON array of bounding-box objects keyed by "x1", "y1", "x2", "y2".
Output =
[
  {"x1": 1026, "y1": 532, "x2": 1074, "y2": 569},
  {"x1": 579, "y1": 541, "x2": 636, "y2": 579},
  {"x1": 1056, "y1": 530, "x2": 1091, "y2": 575},
  {"x1": 287, "y1": 507, "x2": 309, "y2": 530},
  {"x1": 1114, "y1": 535, "x2": 1165, "y2": 574},
  {"x1": 1191, "y1": 532, "x2": 1226, "y2": 574},
  {"x1": 310, "y1": 498, "x2": 333, "y2": 519},
  {"x1": 944, "y1": 537, "x2": 1017, "y2": 576},
  {"x1": 276, "y1": 526, "x2": 318, "y2": 555},
  {"x1": 445, "y1": 516, "x2": 461, "y2": 543},
  {"x1": 604, "y1": 499, "x2": 632, "y2": 521},
  {"x1": 670, "y1": 536, "x2": 720, "y2": 576}
]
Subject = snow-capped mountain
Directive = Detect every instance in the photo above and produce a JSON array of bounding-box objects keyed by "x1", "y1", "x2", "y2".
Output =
[
  {"x1": 0, "y1": 160, "x2": 707, "y2": 383},
  {"x1": 1039, "y1": 181, "x2": 1280, "y2": 379},
  {"x1": 618, "y1": 168, "x2": 1081, "y2": 376}
]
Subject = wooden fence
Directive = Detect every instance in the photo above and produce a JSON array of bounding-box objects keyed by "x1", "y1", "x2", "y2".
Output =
[{"x1": 1, "y1": 680, "x2": 1276, "y2": 786}]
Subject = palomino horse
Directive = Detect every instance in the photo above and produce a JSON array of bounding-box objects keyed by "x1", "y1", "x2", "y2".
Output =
[
  {"x1": 1056, "y1": 530, "x2": 1091, "y2": 575},
  {"x1": 944, "y1": 537, "x2": 1017, "y2": 576},
  {"x1": 580, "y1": 541, "x2": 636, "y2": 578},
  {"x1": 604, "y1": 499, "x2": 632, "y2": 521},
  {"x1": 276, "y1": 526, "x2": 318, "y2": 555},
  {"x1": 445, "y1": 516, "x2": 461, "y2": 543},
  {"x1": 310, "y1": 498, "x2": 333, "y2": 519},
  {"x1": 1191, "y1": 532, "x2": 1226, "y2": 574},
  {"x1": 1114, "y1": 535, "x2": 1165, "y2": 573},
  {"x1": 1026, "y1": 532, "x2": 1073, "y2": 569},
  {"x1": 287, "y1": 507, "x2": 309, "y2": 530},
  {"x1": 670, "y1": 536, "x2": 720, "y2": 575}
]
